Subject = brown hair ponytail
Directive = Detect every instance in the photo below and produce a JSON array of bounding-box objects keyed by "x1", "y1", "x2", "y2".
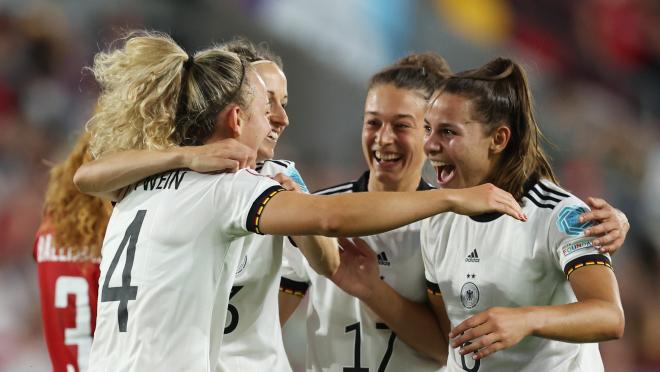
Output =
[{"x1": 437, "y1": 57, "x2": 558, "y2": 200}]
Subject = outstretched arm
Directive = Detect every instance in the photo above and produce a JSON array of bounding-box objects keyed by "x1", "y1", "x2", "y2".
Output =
[
  {"x1": 74, "y1": 139, "x2": 254, "y2": 200},
  {"x1": 332, "y1": 238, "x2": 448, "y2": 363},
  {"x1": 258, "y1": 183, "x2": 526, "y2": 237},
  {"x1": 449, "y1": 265, "x2": 624, "y2": 360}
]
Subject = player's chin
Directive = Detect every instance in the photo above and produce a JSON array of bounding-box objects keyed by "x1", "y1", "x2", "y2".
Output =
[{"x1": 257, "y1": 145, "x2": 275, "y2": 161}]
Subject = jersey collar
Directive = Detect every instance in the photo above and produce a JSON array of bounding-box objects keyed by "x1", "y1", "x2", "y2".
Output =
[{"x1": 353, "y1": 171, "x2": 434, "y2": 193}]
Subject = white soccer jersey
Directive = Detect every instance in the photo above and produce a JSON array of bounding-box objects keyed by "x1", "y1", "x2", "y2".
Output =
[
  {"x1": 219, "y1": 160, "x2": 307, "y2": 372},
  {"x1": 89, "y1": 169, "x2": 283, "y2": 372},
  {"x1": 281, "y1": 171, "x2": 446, "y2": 372},
  {"x1": 422, "y1": 179, "x2": 611, "y2": 372}
]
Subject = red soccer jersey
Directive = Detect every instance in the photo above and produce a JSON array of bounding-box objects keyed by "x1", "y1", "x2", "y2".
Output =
[{"x1": 33, "y1": 220, "x2": 100, "y2": 372}]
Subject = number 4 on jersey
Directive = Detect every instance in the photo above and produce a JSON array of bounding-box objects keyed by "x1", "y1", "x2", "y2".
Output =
[{"x1": 101, "y1": 210, "x2": 146, "y2": 332}]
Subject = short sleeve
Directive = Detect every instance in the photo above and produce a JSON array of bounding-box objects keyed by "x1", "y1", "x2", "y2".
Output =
[
  {"x1": 279, "y1": 238, "x2": 310, "y2": 296},
  {"x1": 421, "y1": 218, "x2": 441, "y2": 296},
  {"x1": 548, "y1": 198, "x2": 613, "y2": 279},
  {"x1": 218, "y1": 169, "x2": 284, "y2": 237},
  {"x1": 257, "y1": 159, "x2": 309, "y2": 193}
]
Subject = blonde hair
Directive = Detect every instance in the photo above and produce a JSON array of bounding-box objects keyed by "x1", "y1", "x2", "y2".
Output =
[
  {"x1": 87, "y1": 30, "x2": 253, "y2": 158},
  {"x1": 43, "y1": 131, "x2": 113, "y2": 258}
]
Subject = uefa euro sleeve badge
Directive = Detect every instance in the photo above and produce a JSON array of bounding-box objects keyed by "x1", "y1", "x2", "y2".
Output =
[{"x1": 556, "y1": 205, "x2": 593, "y2": 236}]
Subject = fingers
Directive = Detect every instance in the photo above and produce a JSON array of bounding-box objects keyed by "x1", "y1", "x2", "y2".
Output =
[
  {"x1": 338, "y1": 237, "x2": 356, "y2": 251},
  {"x1": 593, "y1": 230, "x2": 623, "y2": 253},
  {"x1": 598, "y1": 236, "x2": 625, "y2": 254},
  {"x1": 449, "y1": 313, "x2": 486, "y2": 339},
  {"x1": 209, "y1": 139, "x2": 253, "y2": 169},
  {"x1": 591, "y1": 226, "x2": 620, "y2": 246},
  {"x1": 585, "y1": 197, "x2": 608, "y2": 210},
  {"x1": 271, "y1": 173, "x2": 300, "y2": 192},
  {"x1": 351, "y1": 238, "x2": 378, "y2": 258},
  {"x1": 580, "y1": 209, "x2": 612, "y2": 224},
  {"x1": 451, "y1": 322, "x2": 492, "y2": 349},
  {"x1": 584, "y1": 220, "x2": 617, "y2": 237},
  {"x1": 474, "y1": 341, "x2": 505, "y2": 360},
  {"x1": 457, "y1": 331, "x2": 496, "y2": 355},
  {"x1": 494, "y1": 189, "x2": 526, "y2": 221}
]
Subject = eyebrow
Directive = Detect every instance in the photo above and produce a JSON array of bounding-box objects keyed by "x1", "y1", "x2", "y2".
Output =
[
  {"x1": 365, "y1": 112, "x2": 415, "y2": 120},
  {"x1": 267, "y1": 91, "x2": 288, "y2": 100}
]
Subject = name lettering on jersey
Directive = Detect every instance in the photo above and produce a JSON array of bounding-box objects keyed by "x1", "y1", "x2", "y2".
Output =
[
  {"x1": 35, "y1": 234, "x2": 99, "y2": 263},
  {"x1": 135, "y1": 170, "x2": 188, "y2": 191},
  {"x1": 465, "y1": 249, "x2": 480, "y2": 263},
  {"x1": 377, "y1": 252, "x2": 391, "y2": 266},
  {"x1": 556, "y1": 205, "x2": 593, "y2": 236},
  {"x1": 460, "y1": 282, "x2": 479, "y2": 309},
  {"x1": 562, "y1": 239, "x2": 594, "y2": 257}
]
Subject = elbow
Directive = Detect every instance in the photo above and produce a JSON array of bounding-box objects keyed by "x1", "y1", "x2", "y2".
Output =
[
  {"x1": 72, "y1": 168, "x2": 88, "y2": 192},
  {"x1": 610, "y1": 309, "x2": 625, "y2": 340},
  {"x1": 601, "y1": 306, "x2": 625, "y2": 341}
]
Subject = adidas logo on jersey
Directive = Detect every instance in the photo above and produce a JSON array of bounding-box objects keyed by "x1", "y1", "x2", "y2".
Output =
[
  {"x1": 465, "y1": 249, "x2": 480, "y2": 263},
  {"x1": 377, "y1": 252, "x2": 391, "y2": 266}
]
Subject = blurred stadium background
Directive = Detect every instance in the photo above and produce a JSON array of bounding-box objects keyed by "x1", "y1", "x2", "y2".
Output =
[{"x1": 0, "y1": 0, "x2": 658, "y2": 371}]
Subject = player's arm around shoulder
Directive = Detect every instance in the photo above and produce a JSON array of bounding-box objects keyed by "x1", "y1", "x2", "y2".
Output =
[{"x1": 257, "y1": 183, "x2": 526, "y2": 237}]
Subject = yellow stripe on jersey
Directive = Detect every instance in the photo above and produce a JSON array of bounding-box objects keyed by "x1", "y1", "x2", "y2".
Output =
[
  {"x1": 247, "y1": 186, "x2": 285, "y2": 235},
  {"x1": 279, "y1": 277, "x2": 309, "y2": 297},
  {"x1": 279, "y1": 287, "x2": 306, "y2": 297},
  {"x1": 565, "y1": 255, "x2": 612, "y2": 279}
]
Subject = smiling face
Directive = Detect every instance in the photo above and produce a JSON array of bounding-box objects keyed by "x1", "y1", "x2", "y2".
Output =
[
  {"x1": 362, "y1": 84, "x2": 428, "y2": 192},
  {"x1": 253, "y1": 61, "x2": 289, "y2": 161},
  {"x1": 424, "y1": 92, "x2": 496, "y2": 189}
]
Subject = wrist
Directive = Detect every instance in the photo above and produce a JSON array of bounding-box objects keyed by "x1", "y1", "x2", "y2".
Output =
[
  {"x1": 167, "y1": 146, "x2": 190, "y2": 168},
  {"x1": 523, "y1": 306, "x2": 543, "y2": 336},
  {"x1": 360, "y1": 277, "x2": 389, "y2": 304},
  {"x1": 439, "y1": 189, "x2": 458, "y2": 212}
]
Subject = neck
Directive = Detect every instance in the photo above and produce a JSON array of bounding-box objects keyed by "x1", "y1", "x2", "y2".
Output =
[{"x1": 367, "y1": 170, "x2": 422, "y2": 192}]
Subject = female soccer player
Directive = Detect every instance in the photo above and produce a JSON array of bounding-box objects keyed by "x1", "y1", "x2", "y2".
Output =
[
  {"x1": 75, "y1": 38, "x2": 332, "y2": 371},
  {"x1": 84, "y1": 31, "x2": 522, "y2": 372},
  {"x1": 33, "y1": 131, "x2": 112, "y2": 371},
  {"x1": 278, "y1": 54, "x2": 630, "y2": 372},
  {"x1": 422, "y1": 57, "x2": 624, "y2": 371},
  {"x1": 279, "y1": 53, "x2": 454, "y2": 371}
]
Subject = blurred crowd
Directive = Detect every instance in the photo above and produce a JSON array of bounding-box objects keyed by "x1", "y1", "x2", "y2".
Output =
[{"x1": 0, "y1": 0, "x2": 658, "y2": 371}]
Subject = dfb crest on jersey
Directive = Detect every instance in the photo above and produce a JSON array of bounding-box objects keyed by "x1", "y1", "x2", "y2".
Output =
[
  {"x1": 460, "y1": 282, "x2": 479, "y2": 309},
  {"x1": 556, "y1": 205, "x2": 593, "y2": 236}
]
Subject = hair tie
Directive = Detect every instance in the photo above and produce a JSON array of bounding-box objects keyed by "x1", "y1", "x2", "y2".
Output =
[{"x1": 183, "y1": 54, "x2": 194, "y2": 70}]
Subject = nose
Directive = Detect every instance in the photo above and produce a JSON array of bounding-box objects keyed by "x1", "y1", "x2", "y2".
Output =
[
  {"x1": 269, "y1": 103, "x2": 289, "y2": 129},
  {"x1": 423, "y1": 135, "x2": 441, "y2": 156},
  {"x1": 375, "y1": 123, "x2": 394, "y2": 146}
]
